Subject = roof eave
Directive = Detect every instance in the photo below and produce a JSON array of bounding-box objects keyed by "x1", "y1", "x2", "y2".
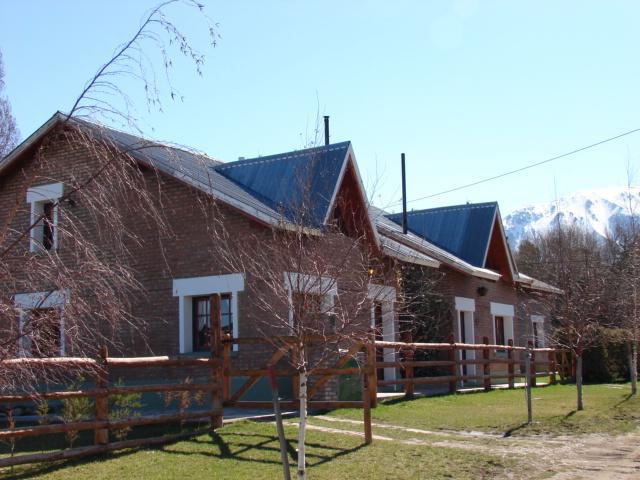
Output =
[{"x1": 0, "y1": 112, "x2": 66, "y2": 177}]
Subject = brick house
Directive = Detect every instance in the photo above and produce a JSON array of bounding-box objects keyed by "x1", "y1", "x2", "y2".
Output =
[
  {"x1": 0, "y1": 113, "x2": 409, "y2": 399},
  {"x1": 1, "y1": 113, "x2": 558, "y2": 396},
  {"x1": 372, "y1": 202, "x2": 560, "y2": 381}
]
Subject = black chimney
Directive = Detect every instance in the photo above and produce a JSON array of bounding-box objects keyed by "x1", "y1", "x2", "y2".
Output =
[
  {"x1": 323, "y1": 116, "x2": 330, "y2": 146},
  {"x1": 401, "y1": 153, "x2": 408, "y2": 234}
]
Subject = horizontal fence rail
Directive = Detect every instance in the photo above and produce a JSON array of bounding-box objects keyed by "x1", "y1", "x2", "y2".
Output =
[
  {"x1": 374, "y1": 336, "x2": 571, "y2": 397},
  {"x1": 1, "y1": 329, "x2": 572, "y2": 471},
  {"x1": 0, "y1": 348, "x2": 224, "y2": 470}
]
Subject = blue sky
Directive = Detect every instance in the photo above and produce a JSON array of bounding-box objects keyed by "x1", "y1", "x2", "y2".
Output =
[{"x1": 2, "y1": 1, "x2": 640, "y2": 214}]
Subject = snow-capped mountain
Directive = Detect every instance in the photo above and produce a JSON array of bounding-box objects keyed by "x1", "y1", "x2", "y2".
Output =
[{"x1": 504, "y1": 187, "x2": 640, "y2": 250}]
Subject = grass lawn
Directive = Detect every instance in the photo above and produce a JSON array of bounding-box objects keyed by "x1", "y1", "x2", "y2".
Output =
[
  {"x1": 334, "y1": 383, "x2": 640, "y2": 436},
  {"x1": 1, "y1": 383, "x2": 638, "y2": 479},
  {"x1": 1, "y1": 421, "x2": 511, "y2": 480}
]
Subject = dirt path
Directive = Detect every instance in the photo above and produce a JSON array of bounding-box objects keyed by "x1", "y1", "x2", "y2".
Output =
[{"x1": 291, "y1": 416, "x2": 640, "y2": 479}]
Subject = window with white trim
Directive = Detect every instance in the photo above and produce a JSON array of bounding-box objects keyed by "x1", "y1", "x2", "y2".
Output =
[
  {"x1": 491, "y1": 302, "x2": 514, "y2": 348},
  {"x1": 368, "y1": 284, "x2": 397, "y2": 383},
  {"x1": 284, "y1": 272, "x2": 337, "y2": 331},
  {"x1": 455, "y1": 297, "x2": 476, "y2": 377},
  {"x1": 173, "y1": 273, "x2": 244, "y2": 353},
  {"x1": 27, "y1": 183, "x2": 63, "y2": 252},
  {"x1": 531, "y1": 315, "x2": 545, "y2": 348},
  {"x1": 14, "y1": 290, "x2": 68, "y2": 357}
]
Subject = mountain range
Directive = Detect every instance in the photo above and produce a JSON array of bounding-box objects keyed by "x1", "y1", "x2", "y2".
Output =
[{"x1": 503, "y1": 186, "x2": 640, "y2": 250}]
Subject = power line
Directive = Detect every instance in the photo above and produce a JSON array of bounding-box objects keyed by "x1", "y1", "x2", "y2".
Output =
[{"x1": 392, "y1": 127, "x2": 640, "y2": 208}]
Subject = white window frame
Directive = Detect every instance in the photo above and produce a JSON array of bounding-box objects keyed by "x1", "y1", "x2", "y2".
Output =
[
  {"x1": 284, "y1": 272, "x2": 337, "y2": 327},
  {"x1": 531, "y1": 315, "x2": 545, "y2": 347},
  {"x1": 14, "y1": 290, "x2": 68, "y2": 357},
  {"x1": 455, "y1": 297, "x2": 476, "y2": 377},
  {"x1": 27, "y1": 182, "x2": 64, "y2": 253},
  {"x1": 491, "y1": 302, "x2": 515, "y2": 346},
  {"x1": 173, "y1": 273, "x2": 245, "y2": 353},
  {"x1": 369, "y1": 284, "x2": 397, "y2": 383}
]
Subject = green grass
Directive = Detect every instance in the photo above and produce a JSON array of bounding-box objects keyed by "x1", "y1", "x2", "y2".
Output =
[
  {"x1": 334, "y1": 383, "x2": 640, "y2": 436},
  {"x1": 2, "y1": 383, "x2": 638, "y2": 479},
  {"x1": 1, "y1": 421, "x2": 510, "y2": 480}
]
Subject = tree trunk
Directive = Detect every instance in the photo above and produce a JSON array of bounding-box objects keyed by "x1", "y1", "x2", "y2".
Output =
[
  {"x1": 631, "y1": 342, "x2": 638, "y2": 396},
  {"x1": 297, "y1": 371, "x2": 307, "y2": 480},
  {"x1": 576, "y1": 354, "x2": 584, "y2": 411},
  {"x1": 525, "y1": 348, "x2": 533, "y2": 424}
]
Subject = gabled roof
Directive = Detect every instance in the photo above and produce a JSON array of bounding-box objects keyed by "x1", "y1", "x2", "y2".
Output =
[
  {"x1": 214, "y1": 142, "x2": 350, "y2": 228},
  {"x1": 386, "y1": 202, "x2": 498, "y2": 268},
  {"x1": 1, "y1": 113, "x2": 376, "y2": 242},
  {"x1": 375, "y1": 203, "x2": 559, "y2": 293},
  {"x1": 371, "y1": 205, "x2": 500, "y2": 280}
]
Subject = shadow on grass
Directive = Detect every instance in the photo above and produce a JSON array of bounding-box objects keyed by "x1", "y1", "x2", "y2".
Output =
[
  {"x1": 187, "y1": 430, "x2": 366, "y2": 467},
  {"x1": 1, "y1": 423, "x2": 367, "y2": 479},
  {"x1": 613, "y1": 393, "x2": 634, "y2": 408},
  {"x1": 502, "y1": 422, "x2": 530, "y2": 438}
]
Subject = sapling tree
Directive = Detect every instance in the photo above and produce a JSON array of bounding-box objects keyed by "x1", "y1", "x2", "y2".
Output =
[{"x1": 200, "y1": 155, "x2": 387, "y2": 479}]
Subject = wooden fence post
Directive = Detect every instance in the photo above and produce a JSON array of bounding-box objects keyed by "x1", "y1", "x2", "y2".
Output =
[
  {"x1": 210, "y1": 293, "x2": 223, "y2": 429},
  {"x1": 223, "y1": 333, "x2": 231, "y2": 401},
  {"x1": 362, "y1": 371, "x2": 372, "y2": 445},
  {"x1": 507, "y1": 339, "x2": 515, "y2": 389},
  {"x1": 94, "y1": 345, "x2": 109, "y2": 446},
  {"x1": 367, "y1": 337, "x2": 378, "y2": 408},
  {"x1": 560, "y1": 350, "x2": 567, "y2": 382},
  {"x1": 528, "y1": 341, "x2": 537, "y2": 387},
  {"x1": 403, "y1": 331, "x2": 414, "y2": 399},
  {"x1": 448, "y1": 334, "x2": 457, "y2": 393},
  {"x1": 483, "y1": 337, "x2": 491, "y2": 391},
  {"x1": 549, "y1": 349, "x2": 557, "y2": 385}
]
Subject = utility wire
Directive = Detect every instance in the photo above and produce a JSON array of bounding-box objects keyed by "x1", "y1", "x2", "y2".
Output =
[{"x1": 393, "y1": 127, "x2": 640, "y2": 208}]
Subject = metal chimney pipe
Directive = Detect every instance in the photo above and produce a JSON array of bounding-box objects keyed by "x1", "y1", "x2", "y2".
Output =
[
  {"x1": 401, "y1": 153, "x2": 408, "y2": 234},
  {"x1": 323, "y1": 116, "x2": 330, "y2": 146}
]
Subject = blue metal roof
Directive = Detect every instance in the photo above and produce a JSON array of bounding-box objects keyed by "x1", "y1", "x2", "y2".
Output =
[
  {"x1": 214, "y1": 142, "x2": 350, "y2": 227},
  {"x1": 386, "y1": 202, "x2": 498, "y2": 267}
]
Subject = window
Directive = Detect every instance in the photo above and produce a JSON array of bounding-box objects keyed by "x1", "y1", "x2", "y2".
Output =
[
  {"x1": 531, "y1": 315, "x2": 545, "y2": 348},
  {"x1": 14, "y1": 290, "x2": 67, "y2": 357},
  {"x1": 455, "y1": 297, "x2": 476, "y2": 378},
  {"x1": 27, "y1": 183, "x2": 63, "y2": 252},
  {"x1": 284, "y1": 272, "x2": 337, "y2": 330},
  {"x1": 490, "y1": 302, "x2": 514, "y2": 349},
  {"x1": 291, "y1": 291, "x2": 323, "y2": 328},
  {"x1": 368, "y1": 284, "x2": 397, "y2": 383},
  {"x1": 374, "y1": 303, "x2": 384, "y2": 381},
  {"x1": 173, "y1": 273, "x2": 245, "y2": 354},
  {"x1": 192, "y1": 294, "x2": 232, "y2": 352},
  {"x1": 29, "y1": 308, "x2": 61, "y2": 358},
  {"x1": 495, "y1": 316, "x2": 506, "y2": 345}
]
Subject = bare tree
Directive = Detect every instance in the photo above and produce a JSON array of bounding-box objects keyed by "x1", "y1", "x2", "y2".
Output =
[
  {"x1": 0, "y1": 0, "x2": 217, "y2": 392},
  {"x1": 520, "y1": 223, "x2": 607, "y2": 410},
  {"x1": 199, "y1": 157, "x2": 385, "y2": 479},
  {"x1": 0, "y1": 50, "x2": 20, "y2": 158},
  {"x1": 607, "y1": 172, "x2": 640, "y2": 394}
]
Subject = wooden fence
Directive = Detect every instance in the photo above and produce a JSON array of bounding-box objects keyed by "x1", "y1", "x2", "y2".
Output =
[
  {"x1": 0, "y1": 350, "x2": 223, "y2": 469},
  {"x1": 1, "y1": 331, "x2": 570, "y2": 470},
  {"x1": 220, "y1": 335, "x2": 375, "y2": 441},
  {"x1": 374, "y1": 336, "x2": 571, "y2": 398}
]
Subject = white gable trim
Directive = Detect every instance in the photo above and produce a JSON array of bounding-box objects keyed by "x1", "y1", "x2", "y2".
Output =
[{"x1": 322, "y1": 145, "x2": 381, "y2": 250}]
